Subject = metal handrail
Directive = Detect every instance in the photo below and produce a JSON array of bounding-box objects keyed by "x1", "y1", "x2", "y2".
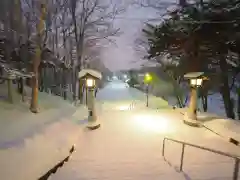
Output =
[{"x1": 162, "y1": 137, "x2": 240, "y2": 180}]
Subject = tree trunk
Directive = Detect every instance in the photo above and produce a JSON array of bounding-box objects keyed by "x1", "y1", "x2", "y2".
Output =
[
  {"x1": 78, "y1": 78, "x2": 84, "y2": 104},
  {"x1": 17, "y1": 77, "x2": 23, "y2": 94},
  {"x1": 199, "y1": 86, "x2": 208, "y2": 112},
  {"x1": 72, "y1": 67, "x2": 77, "y2": 101},
  {"x1": 62, "y1": 68, "x2": 67, "y2": 100},
  {"x1": 21, "y1": 78, "x2": 26, "y2": 102},
  {"x1": 43, "y1": 66, "x2": 47, "y2": 93},
  {"x1": 201, "y1": 95, "x2": 208, "y2": 112},
  {"x1": 76, "y1": 42, "x2": 83, "y2": 103},
  {"x1": 7, "y1": 77, "x2": 13, "y2": 103},
  {"x1": 39, "y1": 65, "x2": 44, "y2": 92},
  {"x1": 30, "y1": 2, "x2": 45, "y2": 113},
  {"x1": 55, "y1": 27, "x2": 58, "y2": 54},
  {"x1": 53, "y1": 67, "x2": 57, "y2": 95},
  {"x1": 44, "y1": 66, "x2": 49, "y2": 93},
  {"x1": 30, "y1": 47, "x2": 40, "y2": 113},
  {"x1": 62, "y1": 28, "x2": 67, "y2": 100},
  {"x1": 219, "y1": 56, "x2": 235, "y2": 119}
]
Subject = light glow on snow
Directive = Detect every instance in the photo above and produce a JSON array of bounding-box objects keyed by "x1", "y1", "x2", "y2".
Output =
[
  {"x1": 117, "y1": 105, "x2": 130, "y2": 111},
  {"x1": 132, "y1": 114, "x2": 175, "y2": 134}
]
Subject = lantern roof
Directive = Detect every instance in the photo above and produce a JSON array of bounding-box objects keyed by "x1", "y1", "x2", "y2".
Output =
[
  {"x1": 78, "y1": 69, "x2": 102, "y2": 79},
  {"x1": 184, "y1": 72, "x2": 204, "y2": 79}
]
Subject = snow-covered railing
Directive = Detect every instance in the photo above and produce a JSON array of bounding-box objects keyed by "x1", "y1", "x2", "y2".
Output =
[{"x1": 162, "y1": 137, "x2": 240, "y2": 180}]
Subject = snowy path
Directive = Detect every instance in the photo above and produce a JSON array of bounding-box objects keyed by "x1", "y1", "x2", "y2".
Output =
[
  {"x1": 49, "y1": 110, "x2": 187, "y2": 180},
  {"x1": 49, "y1": 80, "x2": 240, "y2": 180},
  {"x1": 49, "y1": 107, "x2": 240, "y2": 180}
]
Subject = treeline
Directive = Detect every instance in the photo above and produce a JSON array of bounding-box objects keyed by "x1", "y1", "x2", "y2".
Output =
[
  {"x1": 138, "y1": 0, "x2": 240, "y2": 119},
  {"x1": 0, "y1": 0, "x2": 120, "y2": 112}
]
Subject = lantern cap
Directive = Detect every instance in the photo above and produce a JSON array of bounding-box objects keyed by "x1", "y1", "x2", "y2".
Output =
[
  {"x1": 184, "y1": 72, "x2": 204, "y2": 79},
  {"x1": 78, "y1": 69, "x2": 102, "y2": 80}
]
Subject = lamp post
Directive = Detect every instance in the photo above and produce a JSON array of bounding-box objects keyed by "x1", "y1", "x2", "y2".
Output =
[
  {"x1": 184, "y1": 72, "x2": 204, "y2": 127},
  {"x1": 144, "y1": 73, "x2": 152, "y2": 107},
  {"x1": 86, "y1": 77, "x2": 100, "y2": 130},
  {"x1": 146, "y1": 84, "x2": 149, "y2": 107}
]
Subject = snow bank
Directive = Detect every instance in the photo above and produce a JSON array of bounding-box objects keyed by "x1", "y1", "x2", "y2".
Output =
[
  {"x1": 0, "y1": 82, "x2": 79, "y2": 147},
  {"x1": 203, "y1": 118, "x2": 240, "y2": 145},
  {"x1": 173, "y1": 107, "x2": 240, "y2": 146},
  {"x1": 0, "y1": 113, "x2": 86, "y2": 180},
  {"x1": 0, "y1": 83, "x2": 89, "y2": 180}
]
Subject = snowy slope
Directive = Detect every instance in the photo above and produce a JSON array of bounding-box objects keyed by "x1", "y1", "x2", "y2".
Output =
[
  {"x1": 0, "y1": 82, "x2": 89, "y2": 180},
  {"x1": 167, "y1": 92, "x2": 238, "y2": 118},
  {"x1": 49, "y1": 108, "x2": 240, "y2": 180},
  {"x1": 0, "y1": 118, "x2": 83, "y2": 180}
]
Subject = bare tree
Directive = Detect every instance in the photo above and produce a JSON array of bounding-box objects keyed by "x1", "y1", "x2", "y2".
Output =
[
  {"x1": 0, "y1": 0, "x2": 124, "y2": 110},
  {"x1": 68, "y1": 0, "x2": 123, "y2": 102}
]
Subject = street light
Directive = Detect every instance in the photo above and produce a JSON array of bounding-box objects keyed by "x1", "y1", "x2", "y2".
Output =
[
  {"x1": 144, "y1": 73, "x2": 152, "y2": 83},
  {"x1": 144, "y1": 73, "x2": 152, "y2": 107},
  {"x1": 183, "y1": 72, "x2": 204, "y2": 127}
]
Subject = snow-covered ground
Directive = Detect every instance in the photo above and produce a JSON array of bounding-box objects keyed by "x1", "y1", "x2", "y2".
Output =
[
  {"x1": 168, "y1": 92, "x2": 238, "y2": 119},
  {"x1": 1, "y1": 80, "x2": 239, "y2": 180},
  {"x1": 0, "y1": 83, "x2": 78, "y2": 148},
  {"x1": 0, "y1": 118, "x2": 82, "y2": 180},
  {"x1": 49, "y1": 107, "x2": 240, "y2": 180},
  {"x1": 0, "y1": 82, "x2": 89, "y2": 180},
  {"x1": 0, "y1": 104, "x2": 89, "y2": 180},
  {"x1": 46, "y1": 81, "x2": 240, "y2": 180}
]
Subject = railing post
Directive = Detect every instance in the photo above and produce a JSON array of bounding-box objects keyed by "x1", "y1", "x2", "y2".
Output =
[
  {"x1": 233, "y1": 158, "x2": 239, "y2": 180},
  {"x1": 180, "y1": 144, "x2": 185, "y2": 171},
  {"x1": 162, "y1": 138, "x2": 166, "y2": 157}
]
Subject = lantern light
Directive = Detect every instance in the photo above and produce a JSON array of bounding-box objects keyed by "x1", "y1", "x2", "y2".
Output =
[
  {"x1": 86, "y1": 78, "x2": 95, "y2": 88},
  {"x1": 190, "y1": 78, "x2": 203, "y2": 87}
]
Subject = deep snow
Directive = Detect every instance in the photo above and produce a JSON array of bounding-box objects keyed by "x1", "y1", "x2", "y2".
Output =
[{"x1": 0, "y1": 82, "x2": 88, "y2": 180}]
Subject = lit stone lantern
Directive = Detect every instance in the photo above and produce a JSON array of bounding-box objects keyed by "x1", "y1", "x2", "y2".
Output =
[
  {"x1": 183, "y1": 72, "x2": 204, "y2": 127},
  {"x1": 79, "y1": 69, "x2": 102, "y2": 130}
]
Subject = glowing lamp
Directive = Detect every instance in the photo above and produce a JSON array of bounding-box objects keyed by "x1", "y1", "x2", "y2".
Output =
[
  {"x1": 86, "y1": 78, "x2": 95, "y2": 88},
  {"x1": 190, "y1": 78, "x2": 203, "y2": 87}
]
